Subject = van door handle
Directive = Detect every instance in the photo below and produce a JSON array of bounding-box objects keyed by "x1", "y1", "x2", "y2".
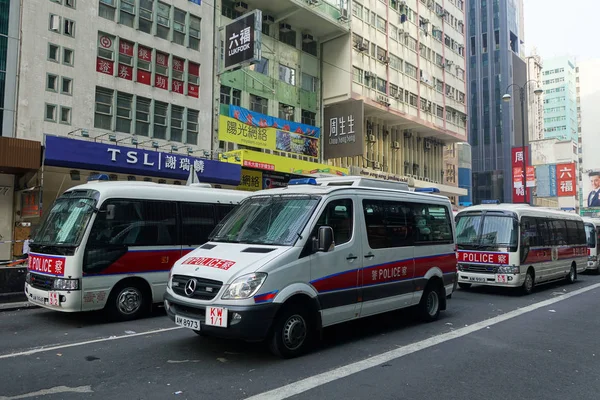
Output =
[
  {"x1": 346, "y1": 254, "x2": 358, "y2": 260},
  {"x1": 364, "y1": 253, "x2": 375, "y2": 259}
]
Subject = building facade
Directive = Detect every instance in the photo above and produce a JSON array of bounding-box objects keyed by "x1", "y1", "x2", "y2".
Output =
[
  {"x1": 527, "y1": 52, "x2": 544, "y2": 141},
  {"x1": 541, "y1": 56, "x2": 578, "y2": 142},
  {"x1": 468, "y1": 0, "x2": 530, "y2": 204},
  {"x1": 1, "y1": 0, "x2": 20, "y2": 138}
]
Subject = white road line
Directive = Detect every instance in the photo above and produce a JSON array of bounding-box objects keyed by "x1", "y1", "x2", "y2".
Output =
[
  {"x1": 245, "y1": 282, "x2": 600, "y2": 400},
  {"x1": 0, "y1": 327, "x2": 183, "y2": 360},
  {"x1": 0, "y1": 385, "x2": 93, "y2": 399}
]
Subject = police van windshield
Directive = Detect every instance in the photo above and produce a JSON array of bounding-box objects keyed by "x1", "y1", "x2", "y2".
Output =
[
  {"x1": 585, "y1": 223, "x2": 596, "y2": 248},
  {"x1": 210, "y1": 195, "x2": 321, "y2": 246},
  {"x1": 456, "y1": 213, "x2": 518, "y2": 251}
]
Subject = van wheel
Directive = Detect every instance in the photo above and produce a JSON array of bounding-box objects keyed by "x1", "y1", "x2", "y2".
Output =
[
  {"x1": 565, "y1": 264, "x2": 576, "y2": 284},
  {"x1": 521, "y1": 269, "x2": 535, "y2": 295},
  {"x1": 458, "y1": 283, "x2": 472, "y2": 290},
  {"x1": 418, "y1": 281, "x2": 442, "y2": 322},
  {"x1": 269, "y1": 305, "x2": 313, "y2": 358},
  {"x1": 105, "y1": 281, "x2": 149, "y2": 322}
]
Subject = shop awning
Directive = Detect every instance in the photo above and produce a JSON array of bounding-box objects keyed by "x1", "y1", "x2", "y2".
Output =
[
  {"x1": 220, "y1": 149, "x2": 349, "y2": 177},
  {"x1": 0, "y1": 137, "x2": 42, "y2": 174}
]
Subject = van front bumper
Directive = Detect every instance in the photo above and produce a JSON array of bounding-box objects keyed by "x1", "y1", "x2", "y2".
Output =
[{"x1": 164, "y1": 292, "x2": 280, "y2": 342}]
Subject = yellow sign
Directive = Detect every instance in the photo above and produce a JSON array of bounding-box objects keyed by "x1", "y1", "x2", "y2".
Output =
[
  {"x1": 237, "y1": 168, "x2": 263, "y2": 191},
  {"x1": 221, "y1": 150, "x2": 349, "y2": 177},
  {"x1": 219, "y1": 115, "x2": 276, "y2": 150}
]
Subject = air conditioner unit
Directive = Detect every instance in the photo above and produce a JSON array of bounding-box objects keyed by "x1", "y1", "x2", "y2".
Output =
[
  {"x1": 394, "y1": 93, "x2": 402, "y2": 100},
  {"x1": 50, "y1": 15, "x2": 60, "y2": 31},
  {"x1": 399, "y1": 0, "x2": 406, "y2": 5},
  {"x1": 302, "y1": 34, "x2": 314, "y2": 43},
  {"x1": 358, "y1": 40, "x2": 368, "y2": 51},
  {"x1": 421, "y1": 18, "x2": 429, "y2": 24},
  {"x1": 398, "y1": 28, "x2": 405, "y2": 34},
  {"x1": 234, "y1": 1, "x2": 248, "y2": 12},
  {"x1": 368, "y1": 134, "x2": 376, "y2": 142},
  {"x1": 280, "y1": 23, "x2": 292, "y2": 32},
  {"x1": 392, "y1": 141, "x2": 400, "y2": 149},
  {"x1": 380, "y1": 56, "x2": 390, "y2": 64},
  {"x1": 373, "y1": 161, "x2": 382, "y2": 169},
  {"x1": 445, "y1": 60, "x2": 454, "y2": 67},
  {"x1": 263, "y1": 14, "x2": 275, "y2": 24},
  {"x1": 436, "y1": 9, "x2": 445, "y2": 17},
  {"x1": 364, "y1": 71, "x2": 374, "y2": 79},
  {"x1": 377, "y1": 95, "x2": 390, "y2": 106},
  {"x1": 338, "y1": 8, "x2": 349, "y2": 21},
  {"x1": 307, "y1": 0, "x2": 320, "y2": 5}
]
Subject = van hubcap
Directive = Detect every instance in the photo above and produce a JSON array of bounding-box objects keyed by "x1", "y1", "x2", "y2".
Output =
[
  {"x1": 117, "y1": 288, "x2": 142, "y2": 315},
  {"x1": 570, "y1": 267, "x2": 575, "y2": 280},
  {"x1": 282, "y1": 315, "x2": 307, "y2": 351},
  {"x1": 525, "y1": 274, "x2": 533, "y2": 292},
  {"x1": 427, "y1": 290, "x2": 439, "y2": 316}
]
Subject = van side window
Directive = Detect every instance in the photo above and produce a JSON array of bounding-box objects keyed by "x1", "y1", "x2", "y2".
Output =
[
  {"x1": 180, "y1": 202, "x2": 216, "y2": 246},
  {"x1": 216, "y1": 204, "x2": 236, "y2": 221},
  {"x1": 313, "y1": 199, "x2": 353, "y2": 245},
  {"x1": 551, "y1": 220, "x2": 567, "y2": 245},
  {"x1": 520, "y1": 217, "x2": 538, "y2": 246},
  {"x1": 410, "y1": 204, "x2": 454, "y2": 245},
  {"x1": 565, "y1": 220, "x2": 579, "y2": 245},
  {"x1": 536, "y1": 218, "x2": 552, "y2": 246},
  {"x1": 362, "y1": 200, "x2": 412, "y2": 249}
]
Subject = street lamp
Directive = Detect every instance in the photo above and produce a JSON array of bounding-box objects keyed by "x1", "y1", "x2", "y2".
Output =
[{"x1": 502, "y1": 80, "x2": 543, "y2": 203}]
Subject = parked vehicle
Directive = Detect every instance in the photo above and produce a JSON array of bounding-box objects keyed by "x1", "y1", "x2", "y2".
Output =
[
  {"x1": 582, "y1": 217, "x2": 600, "y2": 273},
  {"x1": 455, "y1": 204, "x2": 587, "y2": 294},
  {"x1": 164, "y1": 177, "x2": 458, "y2": 358},
  {"x1": 25, "y1": 179, "x2": 247, "y2": 321}
]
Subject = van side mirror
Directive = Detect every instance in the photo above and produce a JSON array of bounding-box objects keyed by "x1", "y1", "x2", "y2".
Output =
[
  {"x1": 105, "y1": 204, "x2": 116, "y2": 220},
  {"x1": 313, "y1": 226, "x2": 334, "y2": 253}
]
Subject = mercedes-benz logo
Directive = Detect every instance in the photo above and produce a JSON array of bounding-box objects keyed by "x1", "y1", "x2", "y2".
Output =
[{"x1": 184, "y1": 279, "x2": 197, "y2": 297}]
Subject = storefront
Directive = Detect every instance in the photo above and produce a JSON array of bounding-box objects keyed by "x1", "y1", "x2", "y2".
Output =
[{"x1": 221, "y1": 149, "x2": 349, "y2": 192}]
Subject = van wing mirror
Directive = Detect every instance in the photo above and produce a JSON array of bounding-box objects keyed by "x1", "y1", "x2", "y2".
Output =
[
  {"x1": 313, "y1": 226, "x2": 334, "y2": 253},
  {"x1": 105, "y1": 204, "x2": 116, "y2": 220}
]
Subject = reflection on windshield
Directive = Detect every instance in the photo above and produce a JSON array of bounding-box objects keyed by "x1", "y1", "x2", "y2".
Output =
[
  {"x1": 456, "y1": 214, "x2": 517, "y2": 249},
  {"x1": 34, "y1": 198, "x2": 97, "y2": 246},
  {"x1": 585, "y1": 224, "x2": 596, "y2": 248},
  {"x1": 210, "y1": 196, "x2": 320, "y2": 246}
]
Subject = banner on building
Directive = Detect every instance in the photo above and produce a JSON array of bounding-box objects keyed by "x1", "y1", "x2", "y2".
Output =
[
  {"x1": 229, "y1": 105, "x2": 320, "y2": 138},
  {"x1": 323, "y1": 100, "x2": 365, "y2": 160},
  {"x1": 535, "y1": 164, "x2": 557, "y2": 198},
  {"x1": 526, "y1": 166, "x2": 536, "y2": 187},
  {"x1": 21, "y1": 189, "x2": 41, "y2": 218},
  {"x1": 237, "y1": 168, "x2": 262, "y2": 191},
  {"x1": 223, "y1": 10, "x2": 262, "y2": 72},
  {"x1": 556, "y1": 163, "x2": 576, "y2": 197},
  {"x1": 511, "y1": 146, "x2": 530, "y2": 203},
  {"x1": 582, "y1": 167, "x2": 600, "y2": 209}
]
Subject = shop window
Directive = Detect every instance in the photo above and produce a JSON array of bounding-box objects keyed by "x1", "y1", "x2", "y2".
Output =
[
  {"x1": 312, "y1": 199, "x2": 354, "y2": 246},
  {"x1": 49, "y1": 14, "x2": 61, "y2": 32},
  {"x1": 153, "y1": 101, "x2": 168, "y2": 140},
  {"x1": 94, "y1": 87, "x2": 114, "y2": 130},
  {"x1": 301, "y1": 73, "x2": 317, "y2": 92},
  {"x1": 136, "y1": 45, "x2": 152, "y2": 85},
  {"x1": 119, "y1": 0, "x2": 135, "y2": 27},
  {"x1": 135, "y1": 97, "x2": 151, "y2": 137},
  {"x1": 60, "y1": 106, "x2": 72, "y2": 125},
  {"x1": 45, "y1": 104, "x2": 57, "y2": 122},
  {"x1": 220, "y1": 85, "x2": 231, "y2": 105},
  {"x1": 63, "y1": 18, "x2": 75, "y2": 37},
  {"x1": 279, "y1": 64, "x2": 296, "y2": 86},
  {"x1": 172, "y1": 57, "x2": 185, "y2": 94},
  {"x1": 186, "y1": 109, "x2": 199, "y2": 145},
  {"x1": 99, "y1": 0, "x2": 116, "y2": 21},
  {"x1": 301, "y1": 110, "x2": 316, "y2": 126},
  {"x1": 61, "y1": 77, "x2": 73, "y2": 95},
  {"x1": 279, "y1": 27, "x2": 296, "y2": 47},
  {"x1": 138, "y1": 0, "x2": 154, "y2": 34},
  {"x1": 116, "y1": 92, "x2": 133, "y2": 133},
  {"x1": 48, "y1": 43, "x2": 60, "y2": 62},
  {"x1": 189, "y1": 15, "x2": 201, "y2": 50},
  {"x1": 46, "y1": 73, "x2": 58, "y2": 92},
  {"x1": 156, "y1": 2, "x2": 171, "y2": 40},
  {"x1": 173, "y1": 8, "x2": 186, "y2": 45},
  {"x1": 187, "y1": 62, "x2": 199, "y2": 98},
  {"x1": 180, "y1": 202, "x2": 216, "y2": 246},
  {"x1": 170, "y1": 105, "x2": 184, "y2": 142},
  {"x1": 155, "y1": 52, "x2": 169, "y2": 90},
  {"x1": 63, "y1": 48, "x2": 74, "y2": 66}
]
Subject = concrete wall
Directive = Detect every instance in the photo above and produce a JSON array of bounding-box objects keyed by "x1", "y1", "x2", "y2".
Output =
[
  {"x1": 0, "y1": 174, "x2": 14, "y2": 261},
  {"x1": 1, "y1": 0, "x2": 21, "y2": 138},
  {"x1": 322, "y1": 34, "x2": 351, "y2": 105}
]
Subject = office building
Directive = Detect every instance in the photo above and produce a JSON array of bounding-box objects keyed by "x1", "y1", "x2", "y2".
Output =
[{"x1": 541, "y1": 56, "x2": 578, "y2": 142}]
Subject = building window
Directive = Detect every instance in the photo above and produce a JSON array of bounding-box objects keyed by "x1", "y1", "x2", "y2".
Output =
[
  {"x1": 189, "y1": 15, "x2": 201, "y2": 50},
  {"x1": 156, "y1": 2, "x2": 171, "y2": 40},
  {"x1": 279, "y1": 103, "x2": 295, "y2": 121},
  {"x1": 279, "y1": 27, "x2": 296, "y2": 47},
  {"x1": 63, "y1": 48, "x2": 74, "y2": 66},
  {"x1": 155, "y1": 52, "x2": 169, "y2": 90},
  {"x1": 99, "y1": 0, "x2": 116, "y2": 20},
  {"x1": 220, "y1": 85, "x2": 231, "y2": 105},
  {"x1": 405, "y1": 63, "x2": 418, "y2": 79},
  {"x1": 302, "y1": 40, "x2": 317, "y2": 56},
  {"x1": 45, "y1": 104, "x2": 57, "y2": 122},
  {"x1": 63, "y1": 19, "x2": 75, "y2": 37},
  {"x1": 136, "y1": 45, "x2": 152, "y2": 85},
  {"x1": 46, "y1": 74, "x2": 58, "y2": 92},
  {"x1": 376, "y1": 78, "x2": 387, "y2": 93},
  {"x1": 138, "y1": 0, "x2": 153, "y2": 34},
  {"x1": 188, "y1": 62, "x2": 200, "y2": 97},
  {"x1": 116, "y1": 92, "x2": 133, "y2": 133},
  {"x1": 119, "y1": 0, "x2": 135, "y2": 28},
  {"x1": 60, "y1": 106, "x2": 72, "y2": 124},
  {"x1": 250, "y1": 94, "x2": 268, "y2": 115},
  {"x1": 353, "y1": 67, "x2": 363, "y2": 84},
  {"x1": 301, "y1": 110, "x2": 316, "y2": 126},
  {"x1": 61, "y1": 77, "x2": 73, "y2": 95},
  {"x1": 65, "y1": 0, "x2": 75, "y2": 8},
  {"x1": 48, "y1": 43, "x2": 60, "y2": 62},
  {"x1": 173, "y1": 8, "x2": 186, "y2": 45},
  {"x1": 49, "y1": 14, "x2": 61, "y2": 32},
  {"x1": 94, "y1": 87, "x2": 114, "y2": 130},
  {"x1": 153, "y1": 101, "x2": 168, "y2": 139},
  {"x1": 232, "y1": 89, "x2": 241, "y2": 106},
  {"x1": 377, "y1": 16, "x2": 387, "y2": 32},
  {"x1": 170, "y1": 105, "x2": 184, "y2": 142},
  {"x1": 135, "y1": 96, "x2": 151, "y2": 137},
  {"x1": 249, "y1": 58, "x2": 268, "y2": 75},
  {"x1": 301, "y1": 73, "x2": 317, "y2": 92},
  {"x1": 186, "y1": 109, "x2": 199, "y2": 145},
  {"x1": 279, "y1": 64, "x2": 296, "y2": 86}
]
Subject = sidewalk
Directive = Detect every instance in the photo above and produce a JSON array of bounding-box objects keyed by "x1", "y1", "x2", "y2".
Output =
[{"x1": 0, "y1": 300, "x2": 37, "y2": 312}]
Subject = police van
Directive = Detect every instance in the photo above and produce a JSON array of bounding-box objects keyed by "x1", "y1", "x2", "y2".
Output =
[{"x1": 164, "y1": 177, "x2": 457, "y2": 358}]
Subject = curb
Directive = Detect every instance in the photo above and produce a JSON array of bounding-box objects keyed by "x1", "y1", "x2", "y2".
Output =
[{"x1": 0, "y1": 301, "x2": 39, "y2": 312}]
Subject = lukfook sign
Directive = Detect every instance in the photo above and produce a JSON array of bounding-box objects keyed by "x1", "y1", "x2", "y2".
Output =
[{"x1": 223, "y1": 10, "x2": 262, "y2": 71}]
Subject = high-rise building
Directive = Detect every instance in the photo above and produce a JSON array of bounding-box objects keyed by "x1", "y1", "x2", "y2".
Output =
[
  {"x1": 1, "y1": 0, "x2": 20, "y2": 138},
  {"x1": 526, "y1": 52, "x2": 544, "y2": 141},
  {"x1": 541, "y1": 56, "x2": 578, "y2": 143},
  {"x1": 468, "y1": 0, "x2": 530, "y2": 204}
]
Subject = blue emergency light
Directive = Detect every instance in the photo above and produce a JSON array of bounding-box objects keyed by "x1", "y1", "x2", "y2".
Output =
[
  {"x1": 481, "y1": 199, "x2": 500, "y2": 204},
  {"x1": 88, "y1": 174, "x2": 110, "y2": 182},
  {"x1": 288, "y1": 178, "x2": 317, "y2": 186},
  {"x1": 414, "y1": 187, "x2": 440, "y2": 193}
]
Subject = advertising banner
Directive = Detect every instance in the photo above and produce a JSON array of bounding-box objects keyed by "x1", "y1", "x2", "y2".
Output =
[
  {"x1": 535, "y1": 165, "x2": 557, "y2": 198},
  {"x1": 323, "y1": 100, "x2": 365, "y2": 159},
  {"x1": 583, "y1": 170, "x2": 600, "y2": 208},
  {"x1": 229, "y1": 105, "x2": 320, "y2": 138},
  {"x1": 237, "y1": 169, "x2": 262, "y2": 191},
  {"x1": 223, "y1": 10, "x2": 262, "y2": 71},
  {"x1": 526, "y1": 166, "x2": 536, "y2": 187},
  {"x1": 511, "y1": 146, "x2": 530, "y2": 203},
  {"x1": 556, "y1": 162, "x2": 576, "y2": 197}
]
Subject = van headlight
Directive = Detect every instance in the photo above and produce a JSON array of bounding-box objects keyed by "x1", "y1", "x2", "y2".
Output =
[
  {"x1": 221, "y1": 273, "x2": 267, "y2": 300},
  {"x1": 53, "y1": 278, "x2": 80, "y2": 291},
  {"x1": 497, "y1": 266, "x2": 520, "y2": 274}
]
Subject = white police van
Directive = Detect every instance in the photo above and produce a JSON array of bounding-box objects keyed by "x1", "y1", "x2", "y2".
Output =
[{"x1": 164, "y1": 177, "x2": 457, "y2": 358}]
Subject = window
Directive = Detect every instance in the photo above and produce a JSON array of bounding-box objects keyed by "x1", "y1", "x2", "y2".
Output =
[
  {"x1": 279, "y1": 103, "x2": 295, "y2": 121},
  {"x1": 49, "y1": 14, "x2": 61, "y2": 32},
  {"x1": 377, "y1": 16, "x2": 387, "y2": 32},
  {"x1": 99, "y1": 0, "x2": 116, "y2": 20},
  {"x1": 312, "y1": 199, "x2": 353, "y2": 246},
  {"x1": 60, "y1": 106, "x2": 71, "y2": 124},
  {"x1": 156, "y1": 2, "x2": 171, "y2": 40},
  {"x1": 301, "y1": 73, "x2": 317, "y2": 92},
  {"x1": 61, "y1": 77, "x2": 72, "y2": 95},
  {"x1": 279, "y1": 27, "x2": 296, "y2": 47},
  {"x1": 279, "y1": 64, "x2": 296, "y2": 86},
  {"x1": 249, "y1": 58, "x2": 268, "y2": 75},
  {"x1": 170, "y1": 105, "x2": 184, "y2": 142},
  {"x1": 94, "y1": 87, "x2": 113, "y2": 130},
  {"x1": 220, "y1": 85, "x2": 231, "y2": 105},
  {"x1": 302, "y1": 39, "x2": 317, "y2": 57},
  {"x1": 46, "y1": 74, "x2": 58, "y2": 92},
  {"x1": 135, "y1": 97, "x2": 151, "y2": 137},
  {"x1": 352, "y1": 2, "x2": 363, "y2": 19},
  {"x1": 48, "y1": 43, "x2": 60, "y2": 62},
  {"x1": 405, "y1": 63, "x2": 418, "y2": 79},
  {"x1": 411, "y1": 204, "x2": 453, "y2": 245},
  {"x1": 63, "y1": 18, "x2": 75, "y2": 36},
  {"x1": 301, "y1": 110, "x2": 316, "y2": 126},
  {"x1": 363, "y1": 200, "x2": 412, "y2": 249},
  {"x1": 65, "y1": 0, "x2": 75, "y2": 8},
  {"x1": 173, "y1": 8, "x2": 186, "y2": 45},
  {"x1": 155, "y1": 52, "x2": 169, "y2": 89},
  {"x1": 153, "y1": 101, "x2": 168, "y2": 139},
  {"x1": 45, "y1": 104, "x2": 57, "y2": 122},
  {"x1": 115, "y1": 92, "x2": 133, "y2": 133},
  {"x1": 189, "y1": 15, "x2": 201, "y2": 50},
  {"x1": 565, "y1": 220, "x2": 579, "y2": 245},
  {"x1": 119, "y1": 0, "x2": 135, "y2": 27},
  {"x1": 136, "y1": 45, "x2": 152, "y2": 85},
  {"x1": 186, "y1": 109, "x2": 199, "y2": 145},
  {"x1": 353, "y1": 66, "x2": 363, "y2": 84},
  {"x1": 250, "y1": 94, "x2": 268, "y2": 114},
  {"x1": 139, "y1": 0, "x2": 153, "y2": 34},
  {"x1": 376, "y1": 78, "x2": 387, "y2": 93},
  {"x1": 232, "y1": 89, "x2": 241, "y2": 106},
  {"x1": 181, "y1": 203, "x2": 216, "y2": 246},
  {"x1": 63, "y1": 48, "x2": 74, "y2": 66}
]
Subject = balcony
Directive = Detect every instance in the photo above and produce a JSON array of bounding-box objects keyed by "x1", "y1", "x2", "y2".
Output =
[{"x1": 223, "y1": 0, "x2": 350, "y2": 40}]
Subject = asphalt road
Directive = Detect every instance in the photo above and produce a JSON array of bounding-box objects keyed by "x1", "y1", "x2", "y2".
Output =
[{"x1": 1, "y1": 275, "x2": 600, "y2": 400}]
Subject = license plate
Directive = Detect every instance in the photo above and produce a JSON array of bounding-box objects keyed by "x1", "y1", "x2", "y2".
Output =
[
  {"x1": 495, "y1": 274, "x2": 508, "y2": 283},
  {"x1": 205, "y1": 307, "x2": 228, "y2": 328},
  {"x1": 49, "y1": 292, "x2": 59, "y2": 306},
  {"x1": 31, "y1": 294, "x2": 45, "y2": 304},
  {"x1": 468, "y1": 277, "x2": 486, "y2": 283},
  {"x1": 175, "y1": 315, "x2": 201, "y2": 330}
]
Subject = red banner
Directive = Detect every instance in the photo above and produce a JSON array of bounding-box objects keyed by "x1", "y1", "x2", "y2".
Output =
[
  {"x1": 512, "y1": 146, "x2": 530, "y2": 203},
  {"x1": 119, "y1": 40, "x2": 134, "y2": 56},
  {"x1": 137, "y1": 46, "x2": 152, "y2": 62},
  {"x1": 28, "y1": 254, "x2": 66, "y2": 276},
  {"x1": 117, "y1": 64, "x2": 133, "y2": 80},
  {"x1": 526, "y1": 166, "x2": 536, "y2": 188},
  {"x1": 188, "y1": 83, "x2": 199, "y2": 98},
  {"x1": 243, "y1": 160, "x2": 276, "y2": 171},
  {"x1": 156, "y1": 52, "x2": 169, "y2": 67},
  {"x1": 557, "y1": 162, "x2": 576, "y2": 197},
  {"x1": 155, "y1": 74, "x2": 168, "y2": 90},
  {"x1": 96, "y1": 57, "x2": 114, "y2": 75},
  {"x1": 457, "y1": 251, "x2": 509, "y2": 265},
  {"x1": 172, "y1": 79, "x2": 184, "y2": 94},
  {"x1": 137, "y1": 70, "x2": 151, "y2": 85},
  {"x1": 173, "y1": 57, "x2": 184, "y2": 72},
  {"x1": 189, "y1": 62, "x2": 200, "y2": 77}
]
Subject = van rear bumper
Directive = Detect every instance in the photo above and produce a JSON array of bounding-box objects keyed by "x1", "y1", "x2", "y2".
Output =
[{"x1": 164, "y1": 292, "x2": 280, "y2": 342}]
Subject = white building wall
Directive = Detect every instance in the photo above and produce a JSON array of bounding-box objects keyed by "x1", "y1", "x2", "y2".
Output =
[{"x1": 0, "y1": 174, "x2": 14, "y2": 261}]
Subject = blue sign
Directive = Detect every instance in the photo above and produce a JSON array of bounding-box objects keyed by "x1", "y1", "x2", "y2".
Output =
[
  {"x1": 549, "y1": 164, "x2": 557, "y2": 197},
  {"x1": 189, "y1": 0, "x2": 201, "y2": 4},
  {"x1": 44, "y1": 135, "x2": 241, "y2": 186},
  {"x1": 229, "y1": 105, "x2": 321, "y2": 138},
  {"x1": 535, "y1": 165, "x2": 557, "y2": 198}
]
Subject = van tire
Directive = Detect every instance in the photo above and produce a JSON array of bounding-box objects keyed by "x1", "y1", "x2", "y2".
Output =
[
  {"x1": 521, "y1": 269, "x2": 535, "y2": 295},
  {"x1": 269, "y1": 305, "x2": 313, "y2": 359},
  {"x1": 458, "y1": 283, "x2": 472, "y2": 290},
  {"x1": 105, "y1": 280, "x2": 150, "y2": 322},
  {"x1": 565, "y1": 264, "x2": 576, "y2": 284},
  {"x1": 418, "y1": 280, "x2": 442, "y2": 322}
]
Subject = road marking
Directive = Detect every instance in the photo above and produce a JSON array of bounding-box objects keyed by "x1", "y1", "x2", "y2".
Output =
[
  {"x1": 0, "y1": 385, "x2": 93, "y2": 399},
  {"x1": 0, "y1": 327, "x2": 183, "y2": 360},
  {"x1": 245, "y1": 282, "x2": 600, "y2": 400}
]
